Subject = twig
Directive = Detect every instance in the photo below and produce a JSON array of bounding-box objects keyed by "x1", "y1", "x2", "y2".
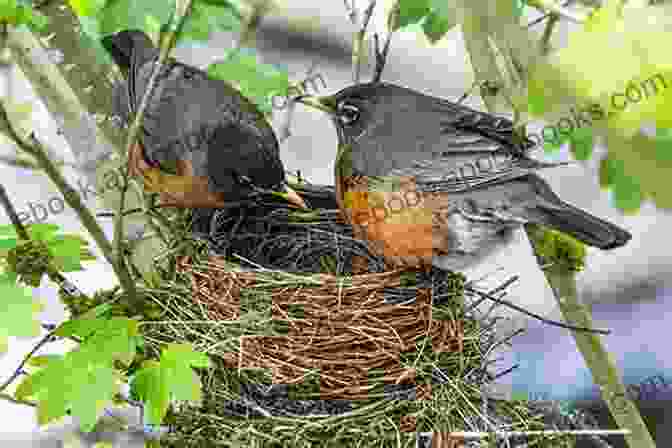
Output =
[
  {"x1": 0, "y1": 98, "x2": 132, "y2": 299},
  {"x1": 0, "y1": 392, "x2": 37, "y2": 407},
  {"x1": 0, "y1": 105, "x2": 125, "y2": 288},
  {"x1": 465, "y1": 286, "x2": 611, "y2": 334},
  {"x1": 344, "y1": 0, "x2": 377, "y2": 83},
  {"x1": 371, "y1": 0, "x2": 398, "y2": 83},
  {"x1": 526, "y1": 0, "x2": 587, "y2": 23},
  {"x1": 539, "y1": 13, "x2": 560, "y2": 55},
  {"x1": 525, "y1": 0, "x2": 574, "y2": 28},
  {"x1": 0, "y1": 328, "x2": 58, "y2": 394},
  {"x1": 115, "y1": 0, "x2": 196, "y2": 311},
  {"x1": 277, "y1": 60, "x2": 320, "y2": 144}
]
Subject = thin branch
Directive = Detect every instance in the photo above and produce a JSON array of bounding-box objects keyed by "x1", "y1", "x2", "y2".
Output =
[
  {"x1": 525, "y1": 0, "x2": 574, "y2": 27},
  {"x1": 0, "y1": 328, "x2": 58, "y2": 394},
  {"x1": 344, "y1": 0, "x2": 377, "y2": 83},
  {"x1": 371, "y1": 0, "x2": 398, "y2": 83},
  {"x1": 539, "y1": 13, "x2": 560, "y2": 55},
  {"x1": 277, "y1": 60, "x2": 319, "y2": 144},
  {"x1": 114, "y1": 0, "x2": 196, "y2": 312},
  {"x1": 465, "y1": 286, "x2": 612, "y2": 334},
  {"x1": 0, "y1": 392, "x2": 37, "y2": 407},
  {"x1": 526, "y1": 0, "x2": 587, "y2": 23}
]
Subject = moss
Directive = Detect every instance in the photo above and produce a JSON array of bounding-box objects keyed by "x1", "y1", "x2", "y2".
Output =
[{"x1": 525, "y1": 224, "x2": 587, "y2": 273}]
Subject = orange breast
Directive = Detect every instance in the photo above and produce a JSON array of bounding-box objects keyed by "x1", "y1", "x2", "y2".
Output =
[{"x1": 338, "y1": 175, "x2": 444, "y2": 268}]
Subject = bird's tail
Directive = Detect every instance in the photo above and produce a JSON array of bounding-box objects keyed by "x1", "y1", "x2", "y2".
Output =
[
  {"x1": 529, "y1": 175, "x2": 631, "y2": 250},
  {"x1": 101, "y1": 29, "x2": 158, "y2": 74}
]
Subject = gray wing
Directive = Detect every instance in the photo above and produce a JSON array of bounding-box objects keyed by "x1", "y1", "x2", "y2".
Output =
[{"x1": 374, "y1": 104, "x2": 546, "y2": 193}]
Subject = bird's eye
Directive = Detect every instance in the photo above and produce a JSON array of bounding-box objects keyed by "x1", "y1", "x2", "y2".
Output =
[{"x1": 337, "y1": 103, "x2": 360, "y2": 125}]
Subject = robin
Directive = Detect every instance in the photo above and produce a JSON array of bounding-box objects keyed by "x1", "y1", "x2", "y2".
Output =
[
  {"x1": 297, "y1": 82, "x2": 631, "y2": 271},
  {"x1": 101, "y1": 29, "x2": 306, "y2": 210}
]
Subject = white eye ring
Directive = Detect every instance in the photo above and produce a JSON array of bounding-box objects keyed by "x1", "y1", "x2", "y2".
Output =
[{"x1": 337, "y1": 103, "x2": 360, "y2": 125}]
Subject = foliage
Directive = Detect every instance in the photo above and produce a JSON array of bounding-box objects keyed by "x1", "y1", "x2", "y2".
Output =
[
  {"x1": 0, "y1": 0, "x2": 49, "y2": 31},
  {"x1": 207, "y1": 48, "x2": 292, "y2": 114},
  {"x1": 0, "y1": 223, "x2": 95, "y2": 285},
  {"x1": 0, "y1": 273, "x2": 43, "y2": 353},
  {"x1": 130, "y1": 343, "x2": 210, "y2": 425},
  {"x1": 526, "y1": 3, "x2": 672, "y2": 212},
  {"x1": 65, "y1": 0, "x2": 242, "y2": 44}
]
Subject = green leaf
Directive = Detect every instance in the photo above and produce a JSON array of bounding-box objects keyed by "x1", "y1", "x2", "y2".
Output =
[
  {"x1": 131, "y1": 344, "x2": 210, "y2": 425},
  {"x1": 422, "y1": 0, "x2": 458, "y2": 44},
  {"x1": 19, "y1": 324, "x2": 130, "y2": 432},
  {"x1": 0, "y1": 237, "x2": 18, "y2": 250},
  {"x1": 70, "y1": 364, "x2": 116, "y2": 432},
  {"x1": 394, "y1": 0, "x2": 431, "y2": 31},
  {"x1": 26, "y1": 8, "x2": 49, "y2": 31},
  {"x1": 422, "y1": 11, "x2": 451, "y2": 44},
  {"x1": 47, "y1": 236, "x2": 84, "y2": 272},
  {"x1": 27, "y1": 354, "x2": 64, "y2": 369},
  {"x1": 29, "y1": 357, "x2": 76, "y2": 425},
  {"x1": 161, "y1": 343, "x2": 211, "y2": 369},
  {"x1": 0, "y1": 224, "x2": 17, "y2": 237},
  {"x1": 569, "y1": 127, "x2": 595, "y2": 160},
  {"x1": 207, "y1": 48, "x2": 291, "y2": 114},
  {"x1": 98, "y1": 0, "x2": 242, "y2": 44},
  {"x1": 131, "y1": 360, "x2": 170, "y2": 425},
  {"x1": 0, "y1": 281, "x2": 42, "y2": 353},
  {"x1": 80, "y1": 317, "x2": 138, "y2": 365},
  {"x1": 181, "y1": 0, "x2": 242, "y2": 41},
  {"x1": 67, "y1": 0, "x2": 106, "y2": 17},
  {"x1": 27, "y1": 223, "x2": 60, "y2": 242},
  {"x1": 527, "y1": 4, "x2": 672, "y2": 138},
  {"x1": 55, "y1": 317, "x2": 107, "y2": 340},
  {"x1": 601, "y1": 150, "x2": 643, "y2": 213},
  {"x1": 0, "y1": 270, "x2": 17, "y2": 283}
]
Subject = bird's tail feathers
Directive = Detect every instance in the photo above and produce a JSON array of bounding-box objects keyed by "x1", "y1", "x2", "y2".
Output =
[
  {"x1": 535, "y1": 202, "x2": 631, "y2": 249},
  {"x1": 528, "y1": 175, "x2": 631, "y2": 249}
]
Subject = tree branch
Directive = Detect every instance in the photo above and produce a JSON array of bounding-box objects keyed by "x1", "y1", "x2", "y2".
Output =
[
  {"x1": 344, "y1": 0, "x2": 377, "y2": 83},
  {"x1": 113, "y1": 0, "x2": 197, "y2": 312},
  {"x1": 526, "y1": 0, "x2": 587, "y2": 23}
]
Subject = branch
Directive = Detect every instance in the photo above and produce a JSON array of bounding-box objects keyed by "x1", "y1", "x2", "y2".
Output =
[
  {"x1": 344, "y1": 0, "x2": 377, "y2": 83},
  {"x1": 371, "y1": 0, "x2": 398, "y2": 83},
  {"x1": 0, "y1": 328, "x2": 57, "y2": 394},
  {"x1": 113, "y1": 0, "x2": 197, "y2": 311},
  {"x1": 526, "y1": 0, "x2": 588, "y2": 23},
  {"x1": 0, "y1": 100, "x2": 133, "y2": 296},
  {"x1": 525, "y1": 224, "x2": 656, "y2": 448},
  {"x1": 465, "y1": 286, "x2": 611, "y2": 334},
  {"x1": 277, "y1": 60, "x2": 320, "y2": 144}
]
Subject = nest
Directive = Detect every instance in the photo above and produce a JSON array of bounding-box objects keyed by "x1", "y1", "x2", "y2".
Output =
[{"x1": 131, "y1": 181, "x2": 611, "y2": 448}]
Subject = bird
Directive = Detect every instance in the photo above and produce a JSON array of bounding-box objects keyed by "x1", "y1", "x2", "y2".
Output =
[
  {"x1": 101, "y1": 29, "x2": 306, "y2": 210},
  {"x1": 296, "y1": 82, "x2": 631, "y2": 271}
]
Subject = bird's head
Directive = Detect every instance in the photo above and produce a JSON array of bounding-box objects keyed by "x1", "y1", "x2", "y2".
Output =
[
  {"x1": 101, "y1": 29, "x2": 155, "y2": 77},
  {"x1": 296, "y1": 82, "x2": 420, "y2": 145}
]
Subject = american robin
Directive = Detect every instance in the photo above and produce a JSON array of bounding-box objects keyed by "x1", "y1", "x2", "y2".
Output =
[
  {"x1": 297, "y1": 82, "x2": 631, "y2": 271},
  {"x1": 102, "y1": 29, "x2": 306, "y2": 210}
]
